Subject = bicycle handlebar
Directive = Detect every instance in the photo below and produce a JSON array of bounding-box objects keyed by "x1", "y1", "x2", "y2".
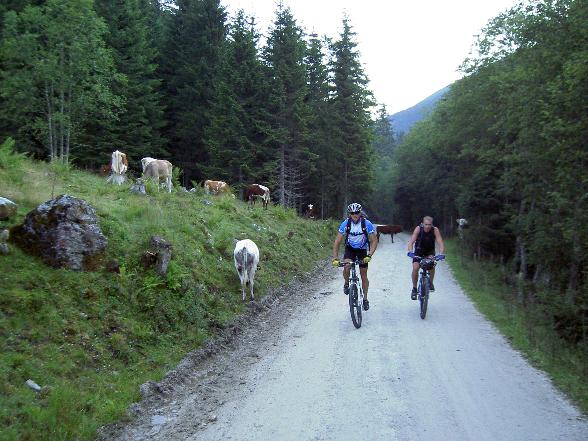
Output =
[
  {"x1": 407, "y1": 252, "x2": 445, "y2": 261},
  {"x1": 337, "y1": 259, "x2": 362, "y2": 267}
]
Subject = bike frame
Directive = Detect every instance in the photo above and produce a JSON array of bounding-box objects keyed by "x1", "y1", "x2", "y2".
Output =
[
  {"x1": 339, "y1": 258, "x2": 364, "y2": 328},
  {"x1": 411, "y1": 254, "x2": 441, "y2": 320},
  {"x1": 418, "y1": 266, "x2": 431, "y2": 297},
  {"x1": 347, "y1": 259, "x2": 364, "y2": 308}
]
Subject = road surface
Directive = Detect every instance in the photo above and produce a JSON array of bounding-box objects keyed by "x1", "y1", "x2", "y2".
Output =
[{"x1": 104, "y1": 233, "x2": 587, "y2": 441}]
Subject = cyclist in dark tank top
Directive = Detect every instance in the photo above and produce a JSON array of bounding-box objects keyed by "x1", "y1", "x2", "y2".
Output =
[{"x1": 407, "y1": 216, "x2": 445, "y2": 300}]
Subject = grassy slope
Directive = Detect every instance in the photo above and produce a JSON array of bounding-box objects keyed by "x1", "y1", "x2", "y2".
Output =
[
  {"x1": 0, "y1": 153, "x2": 335, "y2": 441},
  {"x1": 445, "y1": 240, "x2": 588, "y2": 414}
]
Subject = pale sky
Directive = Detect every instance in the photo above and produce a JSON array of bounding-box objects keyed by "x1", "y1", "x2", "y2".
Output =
[{"x1": 221, "y1": 0, "x2": 520, "y2": 114}]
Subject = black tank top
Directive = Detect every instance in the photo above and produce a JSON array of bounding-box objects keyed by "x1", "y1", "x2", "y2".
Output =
[{"x1": 416, "y1": 226, "x2": 435, "y2": 255}]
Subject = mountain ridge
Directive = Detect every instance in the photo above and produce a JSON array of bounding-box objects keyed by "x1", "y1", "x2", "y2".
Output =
[{"x1": 388, "y1": 85, "x2": 450, "y2": 135}]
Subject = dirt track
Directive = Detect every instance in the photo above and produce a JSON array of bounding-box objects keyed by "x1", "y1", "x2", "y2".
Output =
[{"x1": 100, "y1": 233, "x2": 587, "y2": 441}]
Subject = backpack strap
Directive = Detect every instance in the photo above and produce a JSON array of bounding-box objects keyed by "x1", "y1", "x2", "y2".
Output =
[
  {"x1": 361, "y1": 217, "x2": 370, "y2": 252},
  {"x1": 344, "y1": 217, "x2": 352, "y2": 246}
]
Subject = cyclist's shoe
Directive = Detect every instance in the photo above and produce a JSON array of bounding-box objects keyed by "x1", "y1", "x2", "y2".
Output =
[
  {"x1": 363, "y1": 299, "x2": 370, "y2": 311},
  {"x1": 429, "y1": 281, "x2": 435, "y2": 291},
  {"x1": 343, "y1": 283, "x2": 349, "y2": 295},
  {"x1": 411, "y1": 287, "x2": 418, "y2": 300}
]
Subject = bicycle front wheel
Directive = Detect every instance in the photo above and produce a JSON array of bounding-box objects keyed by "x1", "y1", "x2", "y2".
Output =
[
  {"x1": 419, "y1": 277, "x2": 429, "y2": 319},
  {"x1": 349, "y1": 284, "x2": 362, "y2": 328}
]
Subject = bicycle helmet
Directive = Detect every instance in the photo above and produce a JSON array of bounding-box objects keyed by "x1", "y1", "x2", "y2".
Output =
[{"x1": 347, "y1": 202, "x2": 362, "y2": 213}]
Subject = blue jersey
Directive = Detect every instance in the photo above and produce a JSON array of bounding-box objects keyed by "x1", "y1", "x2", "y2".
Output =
[{"x1": 338, "y1": 217, "x2": 375, "y2": 249}]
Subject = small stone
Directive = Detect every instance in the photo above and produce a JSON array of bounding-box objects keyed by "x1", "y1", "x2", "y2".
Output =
[
  {"x1": 25, "y1": 379, "x2": 42, "y2": 392},
  {"x1": 0, "y1": 197, "x2": 17, "y2": 220},
  {"x1": 151, "y1": 415, "x2": 167, "y2": 426}
]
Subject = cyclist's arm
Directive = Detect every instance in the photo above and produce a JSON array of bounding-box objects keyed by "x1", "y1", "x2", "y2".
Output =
[
  {"x1": 368, "y1": 232, "x2": 378, "y2": 256},
  {"x1": 332, "y1": 232, "x2": 344, "y2": 259},
  {"x1": 407, "y1": 226, "x2": 420, "y2": 252},
  {"x1": 434, "y1": 227, "x2": 445, "y2": 254}
]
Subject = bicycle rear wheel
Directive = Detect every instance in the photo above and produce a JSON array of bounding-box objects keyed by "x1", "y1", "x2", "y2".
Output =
[
  {"x1": 349, "y1": 284, "x2": 362, "y2": 328},
  {"x1": 419, "y1": 277, "x2": 429, "y2": 319}
]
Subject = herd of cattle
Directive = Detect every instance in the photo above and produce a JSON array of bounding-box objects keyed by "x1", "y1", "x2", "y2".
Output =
[{"x1": 99, "y1": 151, "x2": 467, "y2": 300}]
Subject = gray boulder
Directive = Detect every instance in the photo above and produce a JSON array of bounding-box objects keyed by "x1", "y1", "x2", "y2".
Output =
[
  {"x1": 10, "y1": 195, "x2": 107, "y2": 270},
  {"x1": 0, "y1": 196, "x2": 17, "y2": 220},
  {"x1": 130, "y1": 178, "x2": 146, "y2": 195}
]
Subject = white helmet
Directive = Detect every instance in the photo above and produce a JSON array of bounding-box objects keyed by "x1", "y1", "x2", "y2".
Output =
[{"x1": 347, "y1": 202, "x2": 362, "y2": 213}]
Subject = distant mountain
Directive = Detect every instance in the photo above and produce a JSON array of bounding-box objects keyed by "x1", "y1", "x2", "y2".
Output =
[{"x1": 389, "y1": 85, "x2": 450, "y2": 136}]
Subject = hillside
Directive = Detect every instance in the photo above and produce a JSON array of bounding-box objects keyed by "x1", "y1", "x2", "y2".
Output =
[
  {"x1": 389, "y1": 85, "x2": 450, "y2": 136},
  {"x1": 0, "y1": 144, "x2": 335, "y2": 441}
]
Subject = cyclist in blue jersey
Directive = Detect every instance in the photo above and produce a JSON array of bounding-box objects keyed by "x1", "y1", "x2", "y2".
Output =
[{"x1": 332, "y1": 203, "x2": 378, "y2": 311}]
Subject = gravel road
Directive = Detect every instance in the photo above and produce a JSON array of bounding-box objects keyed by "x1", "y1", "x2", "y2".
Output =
[{"x1": 102, "y1": 233, "x2": 587, "y2": 441}]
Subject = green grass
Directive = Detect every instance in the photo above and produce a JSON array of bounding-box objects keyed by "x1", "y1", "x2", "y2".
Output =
[
  {"x1": 445, "y1": 239, "x2": 588, "y2": 414},
  {"x1": 0, "y1": 148, "x2": 336, "y2": 440}
]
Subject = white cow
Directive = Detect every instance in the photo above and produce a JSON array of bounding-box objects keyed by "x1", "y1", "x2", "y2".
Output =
[
  {"x1": 457, "y1": 218, "x2": 468, "y2": 239},
  {"x1": 143, "y1": 159, "x2": 173, "y2": 193},
  {"x1": 106, "y1": 150, "x2": 128, "y2": 185},
  {"x1": 141, "y1": 157, "x2": 156, "y2": 173},
  {"x1": 233, "y1": 239, "x2": 260, "y2": 301}
]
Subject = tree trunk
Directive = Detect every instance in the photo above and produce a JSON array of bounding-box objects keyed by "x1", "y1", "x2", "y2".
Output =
[
  {"x1": 59, "y1": 87, "x2": 65, "y2": 163},
  {"x1": 278, "y1": 145, "x2": 285, "y2": 206},
  {"x1": 44, "y1": 82, "x2": 55, "y2": 160}
]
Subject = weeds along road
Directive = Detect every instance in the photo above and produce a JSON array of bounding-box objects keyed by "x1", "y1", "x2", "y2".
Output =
[{"x1": 105, "y1": 233, "x2": 587, "y2": 441}]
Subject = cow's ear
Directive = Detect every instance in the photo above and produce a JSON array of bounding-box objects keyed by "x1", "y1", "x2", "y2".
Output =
[{"x1": 233, "y1": 238, "x2": 239, "y2": 245}]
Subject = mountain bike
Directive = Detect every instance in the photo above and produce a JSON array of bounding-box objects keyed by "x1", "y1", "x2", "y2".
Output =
[
  {"x1": 408, "y1": 254, "x2": 445, "y2": 319},
  {"x1": 339, "y1": 259, "x2": 363, "y2": 328}
]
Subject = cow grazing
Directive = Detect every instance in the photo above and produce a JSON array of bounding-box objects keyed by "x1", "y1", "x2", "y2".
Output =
[
  {"x1": 106, "y1": 150, "x2": 128, "y2": 185},
  {"x1": 244, "y1": 184, "x2": 270, "y2": 209},
  {"x1": 233, "y1": 239, "x2": 260, "y2": 301},
  {"x1": 143, "y1": 159, "x2": 173, "y2": 193},
  {"x1": 306, "y1": 204, "x2": 316, "y2": 219},
  {"x1": 204, "y1": 180, "x2": 230, "y2": 195},
  {"x1": 376, "y1": 224, "x2": 403, "y2": 242},
  {"x1": 141, "y1": 157, "x2": 156, "y2": 173},
  {"x1": 457, "y1": 218, "x2": 468, "y2": 239},
  {"x1": 99, "y1": 163, "x2": 111, "y2": 177}
]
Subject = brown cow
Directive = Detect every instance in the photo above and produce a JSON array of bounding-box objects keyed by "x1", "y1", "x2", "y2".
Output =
[
  {"x1": 99, "y1": 163, "x2": 111, "y2": 176},
  {"x1": 244, "y1": 184, "x2": 270, "y2": 209},
  {"x1": 305, "y1": 204, "x2": 316, "y2": 219},
  {"x1": 376, "y1": 224, "x2": 402, "y2": 242},
  {"x1": 204, "y1": 180, "x2": 230, "y2": 195}
]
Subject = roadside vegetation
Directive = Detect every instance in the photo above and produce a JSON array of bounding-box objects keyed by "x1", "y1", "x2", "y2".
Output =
[
  {"x1": 446, "y1": 239, "x2": 588, "y2": 414},
  {"x1": 0, "y1": 145, "x2": 335, "y2": 441}
]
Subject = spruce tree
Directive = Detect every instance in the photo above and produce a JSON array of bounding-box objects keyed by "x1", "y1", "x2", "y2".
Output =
[
  {"x1": 91, "y1": 0, "x2": 167, "y2": 169},
  {"x1": 263, "y1": 2, "x2": 310, "y2": 208},
  {"x1": 159, "y1": 0, "x2": 227, "y2": 186},
  {"x1": 304, "y1": 33, "x2": 333, "y2": 218},
  {"x1": 205, "y1": 10, "x2": 272, "y2": 192},
  {"x1": 330, "y1": 16, "x2": 375, "y2": 215}
]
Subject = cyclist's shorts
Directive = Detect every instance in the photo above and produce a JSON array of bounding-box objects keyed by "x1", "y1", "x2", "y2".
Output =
[{"x1": 344, "y1": 246, "x2": 368, "y2": 268}]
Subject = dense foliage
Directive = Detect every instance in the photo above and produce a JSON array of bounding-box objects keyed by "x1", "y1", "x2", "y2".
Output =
[
  {"x1": 0, "y1": 0, "x2": 375, "y2": 217},
  {"x1": 391, "y1": 0, "x2": 588, "y2": 351}
]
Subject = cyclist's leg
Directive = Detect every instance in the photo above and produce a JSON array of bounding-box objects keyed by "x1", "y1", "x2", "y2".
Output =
[
  {"x1": 342, "y1": 246, "x2": 354, "y2": 289},
  {"x1": 359, "y1": 266, "x2": 369, "y2": 298},
  {"x1": 411, "y1": 261, "x2": 419, "y2": 288}
]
